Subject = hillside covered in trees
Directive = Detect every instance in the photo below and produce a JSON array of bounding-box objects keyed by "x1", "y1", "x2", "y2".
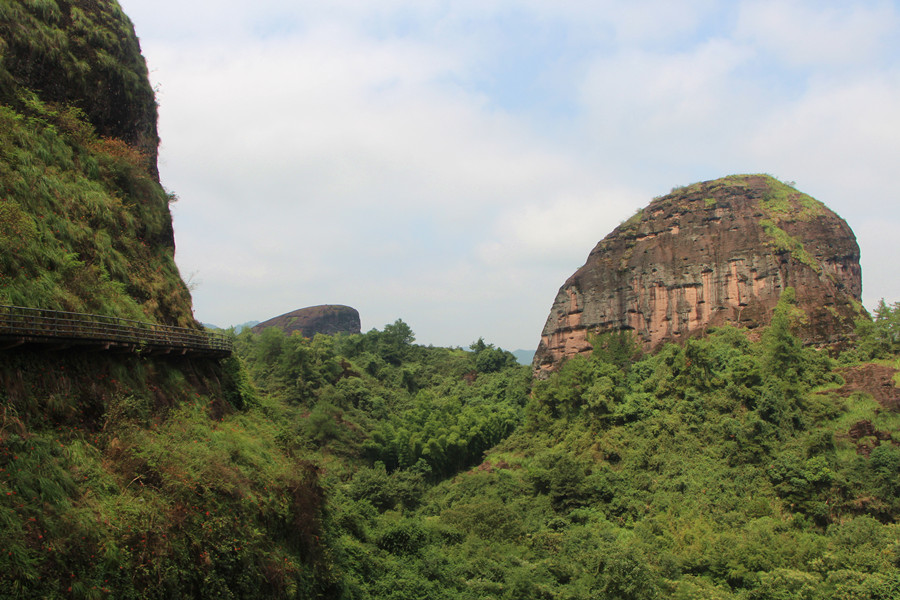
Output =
[
  {"x1": 230, "y1": 294, "x2": 900, "y2": 600},
  {"x1": 2, "y1": 295, "x2": 899, "y2": 597}
]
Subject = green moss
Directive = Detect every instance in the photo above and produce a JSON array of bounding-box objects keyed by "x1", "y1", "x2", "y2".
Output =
[
  {"x1": 760, "y1": 177, "x2": 828, "y2": 222},
  {"x1": 722, "y1": 173, "x2": 754, "y2": 186},
  {"x1": 0, "y1": 1, "x2": 193, "y2": 324},
  {"x1": 618, "y1": 208, "x2": 644, "y2": 234},
  {"x1": 760, "y1": 219, "x2": 821, "y2": 273},
  {"x1": 0, "y1": 0, "x2": 159, "y2": 158}
]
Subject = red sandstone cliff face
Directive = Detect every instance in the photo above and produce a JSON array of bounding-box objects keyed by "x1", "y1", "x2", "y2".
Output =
[{"x1": 533, "y1": 175, "x2": 864, "y2": 376}]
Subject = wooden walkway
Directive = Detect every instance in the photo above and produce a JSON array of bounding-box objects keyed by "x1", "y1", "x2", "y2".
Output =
[{"x1": 0, "y1": 305, "x2": 231, "y2": 357}]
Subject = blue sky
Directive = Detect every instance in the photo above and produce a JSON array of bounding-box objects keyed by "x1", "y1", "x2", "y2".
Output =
[{"x1": 118, "y1": 0, "x2": 900, "y2": 350}]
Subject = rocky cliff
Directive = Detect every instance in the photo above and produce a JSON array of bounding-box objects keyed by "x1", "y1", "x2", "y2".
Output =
[
  {"x1": 253, "y1": 305, "x2": 362, "y2": 337},
  {"x1": 0, "y1": 0, "x2": 195, "y2": 326},
  {"x1": 534, "y1": 174, "x2": 864, "y2": 376}
]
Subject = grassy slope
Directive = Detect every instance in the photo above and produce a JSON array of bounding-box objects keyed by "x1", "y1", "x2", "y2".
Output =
[
  {"x1": 0, "y1": 0, "x2": 193, "y2": 325},
  {"x1": 0, "y1": 351, "x2": 338, "y2": 599},
  {"x1": 0, "y1": 99, "x2": 194, "y2": 324},
  {"x1": 0, "y1": 3, "x2": 338, "y2": 597},
  {"x1": 0, "y1": 0, "x2": 160, "y2": 163}
]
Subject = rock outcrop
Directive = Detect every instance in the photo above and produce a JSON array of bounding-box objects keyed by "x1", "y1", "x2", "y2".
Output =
[
  {"x1": 534, "y1": 174, "x2": 864, "y2": 376},
  {"x1": 253, "y1": 305, "x2": 361, "y2": 338}
]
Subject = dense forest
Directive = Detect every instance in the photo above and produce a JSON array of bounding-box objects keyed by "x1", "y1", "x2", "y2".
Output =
[{"x1": 5, "y1": 291, "x2": 897, "y2": 598}]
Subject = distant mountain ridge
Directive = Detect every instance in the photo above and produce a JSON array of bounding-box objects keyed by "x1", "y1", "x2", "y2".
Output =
[
  {"x1": 512, "y1": 349, "x2": 535, "y2": 365},
  {"x1": 204, "y1": 321, "x2": 260, "y2": 333}
]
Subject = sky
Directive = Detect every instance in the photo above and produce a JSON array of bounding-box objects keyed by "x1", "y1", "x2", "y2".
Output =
[{"x1": 117, "y1": 0, "x2": 900, "y2": 351}]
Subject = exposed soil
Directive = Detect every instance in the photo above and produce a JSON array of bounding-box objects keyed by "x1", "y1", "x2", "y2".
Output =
[{"x1": 832, "y1": 364, "x2": 900, "y2": 411}]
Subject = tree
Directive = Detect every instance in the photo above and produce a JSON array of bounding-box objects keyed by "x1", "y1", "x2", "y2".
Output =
[
  {"x1": 762, "y1": 288, "x2": 804, "y2": 384},
  {"x1": 854, "y1": 299, "x2": 900, "y2": 360},
  {"x1": 379, "y1": 319, "x2": 415, "y2": 364},
  {"x1": 590, "y1": 329, "x2": 642, "y2": 369}
]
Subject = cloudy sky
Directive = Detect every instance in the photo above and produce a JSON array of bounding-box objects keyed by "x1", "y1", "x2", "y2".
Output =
[{"x1": 118, "y1": 0, "x2": 900, "y2": 351}]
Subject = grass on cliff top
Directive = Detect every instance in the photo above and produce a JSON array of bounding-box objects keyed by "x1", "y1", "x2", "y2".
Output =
[
  {"x1": 676, "y1": 174, "x2": 826, "y2": 220},
  {"x1": 758, "y1": 177, "x2": 828, "y2": 223},
  {"x1": 759, "y1": 219, "x2": 822, "y2": 273},
  {"x1": 657, "y1": 175, "x2": 832, "y2": 274},
  {"x1": 633, "y1": 174, "x2": 825, "y2": 234},
  {"x1": 0, "y1": 94, "x2": 194, "y2": 325},
  {"x1": 753, "y1": 176, "x2": 833, "y2": 274}
]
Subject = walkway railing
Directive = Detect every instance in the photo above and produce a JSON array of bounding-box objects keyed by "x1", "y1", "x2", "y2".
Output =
[{"x1": 0, "y1": 305, "x2": 232, "y2": 356}]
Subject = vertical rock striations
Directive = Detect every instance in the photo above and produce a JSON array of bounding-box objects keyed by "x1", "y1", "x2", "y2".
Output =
[{"x1": 534, "y1": 174, "x2": 864, "y2": 376}]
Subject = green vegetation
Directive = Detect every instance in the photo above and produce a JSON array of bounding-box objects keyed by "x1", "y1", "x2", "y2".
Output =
[
  {"x1": 0, "y1": 0, "x2": 193, "y2": 325},
  {"x1": 234, "y1": 323, "x2": 529, "y2": 479},
  {"x1": 301, "y1": 297, "x2": 900, "y2": 600},
  {"x1": 759, "y1": 219, "x2": 821, "y2": 272},
  {"x1": 759, "y1": 178, "x2": 827, "y2": 222},
  {"x1": 1, "y1": 3, "x2": 898, "y2": 595},
  {"x1": 0, "y1": 97, "x2": 193, "y2": 324},
  {"x1": 618, "y1": 208, "x2": 645, "y2": 235},
  {"x1": 3, "y1": 299, "x2": 900, "y2": 599},
  {"x1": 0, "y1": 323, "x2": 529, "y2": 598},
  {"x1": 754, "y1": 176, "x2": 832, "y2": 274},
  {"x1": 697, "y1": 174, "x2": 828, "y2": 274},
  {"x1": 842, "y1": 299, "x2": 900, "y2": 362},
  {"x1": 0, "y1": 351, "x2": 343, "y2": 599},
  {"x1": 0, "y1": 0, "x2": 159, "y2": 157}
]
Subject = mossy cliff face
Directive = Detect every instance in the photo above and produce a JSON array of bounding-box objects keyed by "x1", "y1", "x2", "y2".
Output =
[
  {"x1": 0, "y1": 0, "x2": 159, "y2": 170},
  {"x1": 534, "y1": 175, "x2": 864, "y2": 376},
  {"x1": 0, "y1": 0, "x2": 194, "y2": 326}
]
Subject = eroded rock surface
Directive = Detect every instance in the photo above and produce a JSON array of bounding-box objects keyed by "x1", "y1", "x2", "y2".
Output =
[
  {"x1": 253, "y1": 305, "x2": 361, "y2": 338},
  {"x1": 534, "y1": 175, "x2": 864, "y2": 376}
]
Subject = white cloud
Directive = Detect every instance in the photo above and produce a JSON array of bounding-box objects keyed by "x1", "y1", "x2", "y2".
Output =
[
  {"x1": 736, "y1": 0, "x2": 900, "y2": 67},
  {"x1": 746, "y1": 76, "x2": 900, "y2": 207},
  {"x1": 478, "y1": 188, "x2": 641, "y2": 266},
  {"x1": 115, "y1": 0, "x2": 900, "y2": 349},
  {"x1": 581, "y1": 38, "x2": 754, "y2": 132}
]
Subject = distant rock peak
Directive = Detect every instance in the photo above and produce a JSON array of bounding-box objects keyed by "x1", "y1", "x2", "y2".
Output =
[
  {"x1": 533, "y1": 175, "x2": 864, "y2": 376},
  {"x1": 252, "y1": 305, "x2": 361, "y2": 338}
]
